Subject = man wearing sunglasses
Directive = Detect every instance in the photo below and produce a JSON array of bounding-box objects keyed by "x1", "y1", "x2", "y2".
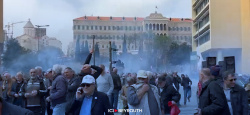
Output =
[
  {"x1": 68, "y1": 75, "x2": 113, "y2": 115},
  {"x1": 222, "y1": 71, "x2": 248, "y2": 115}
]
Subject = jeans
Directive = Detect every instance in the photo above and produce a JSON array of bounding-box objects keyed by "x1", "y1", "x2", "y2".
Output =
[
  {"x1": 111, "y1": 89, "x2": 119, "y2": 109},
  {"x1": 184, "y1": 86, "x2": 191, "y2": 103},
  {"x1": 52, "y1": 102, "x2": 67, "y2": 115}
]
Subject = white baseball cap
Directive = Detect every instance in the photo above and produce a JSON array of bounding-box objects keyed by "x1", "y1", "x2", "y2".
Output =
[
  {"x1": 137, "y1": 70, "x2": 148, "y2": 78},
  {"x1": 81, "y1": 75, "x2": 95, "y2": 84}
]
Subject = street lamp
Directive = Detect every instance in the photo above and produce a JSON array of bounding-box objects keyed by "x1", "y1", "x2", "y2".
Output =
[{"x1": 35, "y1": 25, "x2": 49, "y2": 51}]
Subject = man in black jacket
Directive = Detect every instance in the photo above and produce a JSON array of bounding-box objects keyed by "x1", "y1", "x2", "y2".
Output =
[
  {"x1": 110, "y1": 67, "x2": 122, "y2": 109},
  {"x1": 68, "y1": 75, "x2": 113, "y2": 115},
  {"x1": 222, "y1": 71, "x2": 248, "y2": 115},
  {"x1": 181, "y1": 74, "x2": 192, "y2": 105},
  {"x1": 158, "y1": 75, "x2": 180, "y2": 115},
  {"x1": 196, "y1": 68, "x2": 230, "y2": 115},
  {"x1": 78, "y1": 51, "x2": 103, "y2": 80}
]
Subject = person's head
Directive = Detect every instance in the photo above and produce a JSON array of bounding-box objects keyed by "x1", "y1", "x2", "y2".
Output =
[
  {"x1": 113, "y1": 68, "x2": 118, "y2": 74},
  {"x1": 3, "y1": 73, "x2": 11, "y2": 80},
  {"x1": 45, "y1": 68, "x2": 53, "y2": 79},
  {"x1": 81, "y1": 64, "x2": 92, "y2": 74},
  {"x1": 181, "y1": 74, "x2": 185, "y2": 78},
  {"x1": 146, "y1": 71, "x2": 153, "y2": 80},
  {"x1": 210, "y1": 65, "x2": 221, "y2": 78},
  {"x1": 199, "y1": 68, "x2": 212, "y2": 83},
  {"x1": 64, "y1": 67, "x2": 74, "y2": 79},
  {"x1": 80, "y1": 75, "x2": 96, "y2": 95},
  {"x1": 99, "y1": 64, "x2": 105, "y2": 74},
  {"x1": 126, "y1": 76, "x2": 136, "y2": 86},
  {"x1": 157, "y1": 75, "x2": 166, "y2": 88},
  {"x1": 137, "y1": 70, "x2": 148, "y2": 84},
  {"x1": 29, "y1": 69, "x2": 37, "y2": 79},
  {"x1": 16, "y1": 72, "x2": 23, "y2": 82},
  {"x1": 223, "y1": 71, "x2": 236, "y2": 88},
  {"x1": 35, "y1": 66, "x2": 43, "y2": 76},
  {"x1": 52, "y1": 64, "x2": 63, "y2": 76}
]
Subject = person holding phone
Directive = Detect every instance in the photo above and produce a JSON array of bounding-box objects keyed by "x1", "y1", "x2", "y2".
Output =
[{"x1": 68, "y1": 75, "x2": 113, "y2": 115}]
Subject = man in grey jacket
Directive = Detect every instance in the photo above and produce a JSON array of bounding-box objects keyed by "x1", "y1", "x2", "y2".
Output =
[
  {"x1": 127, "y1": 70, "x2": 161, "y2": 115},
  {"x1": 46, "y1": 64, "x2": 68, "y2": 115}
]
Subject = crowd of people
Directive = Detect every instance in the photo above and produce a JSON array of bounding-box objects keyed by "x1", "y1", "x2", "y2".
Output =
[{"x1": 0, "y1": 51, "x2": 249, "y2": 115}]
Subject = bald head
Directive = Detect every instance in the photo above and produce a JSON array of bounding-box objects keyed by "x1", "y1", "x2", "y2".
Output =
[{"x1": 199, "y1": 68, "x2": 212, "y2": 83}]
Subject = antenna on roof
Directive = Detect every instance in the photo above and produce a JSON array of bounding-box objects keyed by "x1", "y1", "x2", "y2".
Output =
[{"x1": 155, "y1": 6, "x2": 158, "y2": 13}]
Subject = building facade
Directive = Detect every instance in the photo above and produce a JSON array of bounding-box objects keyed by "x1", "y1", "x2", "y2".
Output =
[
  {"x1": 16, "y1": 20, "x2": 62, "y2": 52},
  {"x1": 72, "y1": 12, "x2": 192, "y2": 57},
  {"x1": 192, "y1": 0, "x2": 250, "y2": 74}
]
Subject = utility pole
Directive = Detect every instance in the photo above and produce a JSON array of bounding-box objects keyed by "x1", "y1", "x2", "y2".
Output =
[
  {"x1": 35, "y1": 25, "x2": 49, "y2": 51},
  {"x1": 92, "y1": 35, "x2": 95, "y2": 65},
  {"x1": 109, "y1": 41, "x2": 112, "y2": 72}
]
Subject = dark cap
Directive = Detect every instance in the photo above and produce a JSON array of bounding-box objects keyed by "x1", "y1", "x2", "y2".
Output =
[{"x1": 210, "y1": 65, "x2": 221, "y2": 77}]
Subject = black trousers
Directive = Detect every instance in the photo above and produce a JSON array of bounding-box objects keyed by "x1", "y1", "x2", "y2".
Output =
[{"x1": 27, "y1": 106, "x2": 42, "y2": 115}]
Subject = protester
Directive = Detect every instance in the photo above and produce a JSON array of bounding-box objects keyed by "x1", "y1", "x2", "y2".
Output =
[
  {"x1": 181, "y1": 74, "x2": 192, "y2": 105},
  {"x1": 96, "y1": 64, "x2": 114, "y2": 106},
  {"x1": 157, "y1": 75, "x2": 180, "y2": 115},
  {"x1": 2, "y1": 73, "x2": 13, "y2": 103},
  {"x1": 63, "y1": 67, "x2": 81, "y2": 114},
  {"x1": 9, "y1": 72, "x2": 25, "y2": 107},
  {"x1": 20, "y1": 69, "x2": 46, "y2": 115},
  {"x1": 44, "y1": 68, "x2": 53, "y2": 115},
  {"x1": 46, "y1": 64, "x2": 68, "y2": 115},
  {"x1": 222, "y1": 71, "x2": 248, "y2": 115},
  {"x1": 68, "y1": 75, "x2": 113, "y2": 115},
  {"x1": 120, "y1": 76, "x2": 136, "y2": 115},
  {"x1": 127, "y1": 70, "x2": 161, "y2": 115},
  {"x1": 110, "y1": 67, "x2": 122, "y2": 109},
  {"x1": 195, "y1": 68, "x2": 230, "y2": 115},
  {"x1": 78, "y1": 51, "x2": 103, "y2": 80}
]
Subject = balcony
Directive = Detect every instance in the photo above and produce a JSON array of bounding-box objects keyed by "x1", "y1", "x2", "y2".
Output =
[
  {"x1": 193, "y1": 0, "x2": 202, "y2": 8},
  {"x1": 193, "y1": 22, "x2": 210, "y2": 39},
  {"x1": 194, "y1": 3, "x2": 209, "y2": 21}
]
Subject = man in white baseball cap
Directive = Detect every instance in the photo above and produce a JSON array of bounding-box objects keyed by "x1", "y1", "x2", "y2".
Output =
[{"x1": 68, "y1": 75, "x2": 113, "y2": 115}]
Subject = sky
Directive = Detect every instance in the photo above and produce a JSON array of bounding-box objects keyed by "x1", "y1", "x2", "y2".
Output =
[{"x1": 3, "y1": 0, "x2": 192, "y2": 54}]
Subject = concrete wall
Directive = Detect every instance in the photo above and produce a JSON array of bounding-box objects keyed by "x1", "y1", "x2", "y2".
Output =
[
  {"x1": 210, "y1": 0, "x2": 242, "y2": 49},
  {"x1": 241, "y1": 0, "x2": 250, "y2": 74}
]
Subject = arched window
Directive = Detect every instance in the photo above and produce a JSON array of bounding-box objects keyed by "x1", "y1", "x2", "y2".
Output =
[
  {"x1": 145, "y1": 24, "x2": 149, "y2": 31},
  {"x1": 149, "y1": 24, "x2": 152, "y2": 30}
]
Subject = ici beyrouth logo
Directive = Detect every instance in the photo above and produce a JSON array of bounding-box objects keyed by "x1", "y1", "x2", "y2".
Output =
[{"x1": 108, "y1": 109, "x2": 142, "y2": 113}]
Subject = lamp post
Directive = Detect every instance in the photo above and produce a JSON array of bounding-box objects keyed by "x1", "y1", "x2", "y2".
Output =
[{"x1": 35, "y1": 25, "x2": 49, "y2": 52}]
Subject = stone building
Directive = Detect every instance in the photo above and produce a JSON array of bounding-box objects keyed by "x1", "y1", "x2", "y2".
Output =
[
  {"x1": 71, "y1": 12, "x2": 192, "y2": 57},
  {"x1": 16, "y1": 20, "x2": 62, "y2": 52}
]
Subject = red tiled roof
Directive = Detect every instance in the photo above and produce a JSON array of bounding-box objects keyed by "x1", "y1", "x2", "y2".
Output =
[
  {"x1": 74, "y1": 16, "x2": 192, "y2": 22},
  {"x1": 168, "y1": 18, "x2": 192, "y2": 22},
  {"x1": 74, "y1": 16, "x2": 144, "y2": 21}
]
